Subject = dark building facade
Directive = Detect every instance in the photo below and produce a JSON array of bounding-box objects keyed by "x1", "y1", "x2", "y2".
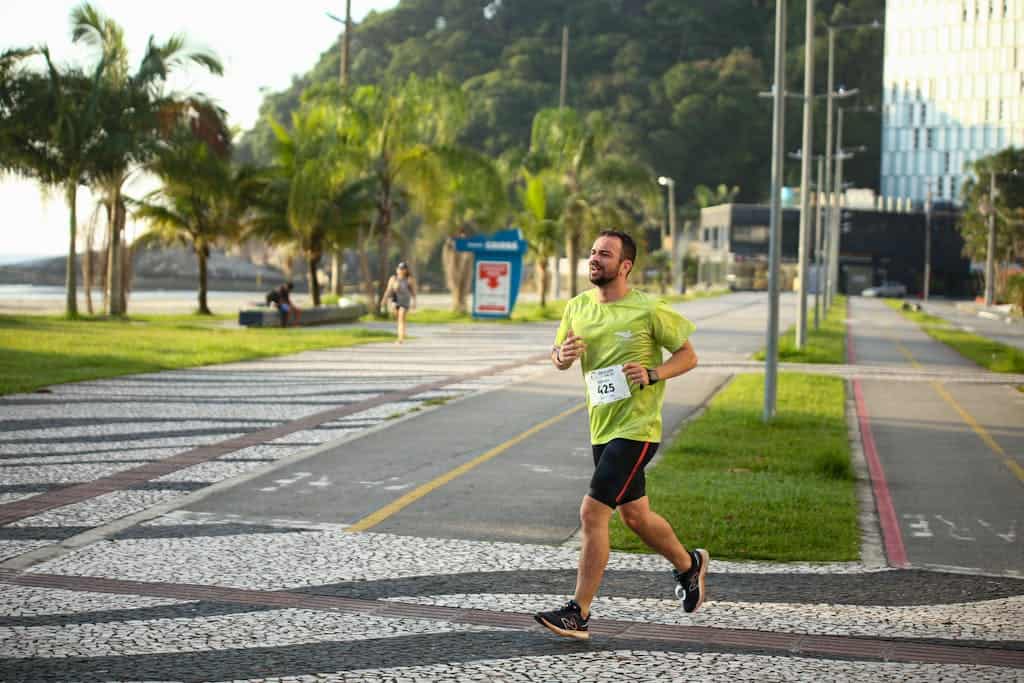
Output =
[{"x1": 696, "y1": 203, "x2": 972, "y2": 297}]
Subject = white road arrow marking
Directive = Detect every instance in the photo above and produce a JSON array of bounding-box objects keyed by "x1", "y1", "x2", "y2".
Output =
[
  {"x1": 935, "y1": 515, "x2": 975, "y2": 541},
  {"x1": 978, "y1": 519, "x2": 1017, "y2": 543}
]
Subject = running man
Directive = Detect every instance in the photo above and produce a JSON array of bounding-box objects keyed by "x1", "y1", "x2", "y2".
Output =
[{"x1": 534, "y1": 229, "x2": 708, "y2": 641}]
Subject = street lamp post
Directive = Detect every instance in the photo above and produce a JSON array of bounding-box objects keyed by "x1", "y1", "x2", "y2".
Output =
[
  {"x1": 658, "y1": 176, "x2": 681, "y2": 293},
  {"x1": 984, "y1": 171, "x2": 997, "y2": 307},
  {"x1": 829, "y1": 104, "x2": 874, "y2": 306},
  {"x1": 814, "y1": 153, "x2": 825, "y2": 328},
  {"x1": 764, "y1": 0, "x2": 787, "y2": 421},
  {"x1": 795, "y1": 0, "x2": 815, "y2": 350},
  {"x1": 823, "y1": 27, "x2": 836, "y2": 312},
  {"x1": 923, "y1": 183, "x2": 932, "y2": 302},
  {"x1": 823, "y1": 20, "x2": 882, "y2": 312},
  {"x1": 978, "y1": 168, "x2": 1020, "y2": 307}
]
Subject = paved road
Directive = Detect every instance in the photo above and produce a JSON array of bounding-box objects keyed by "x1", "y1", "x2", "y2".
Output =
[{"x1": 850, "y1": 297, "x2": 1024, "y2": 576}]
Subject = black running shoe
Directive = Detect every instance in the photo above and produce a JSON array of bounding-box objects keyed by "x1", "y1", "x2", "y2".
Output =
[
  {"x1": 673, "y1": 548, "x2": 709, "y2": 613},
  {"x1": 534, "y1": 599, "x2": 590, "y2": 640}
]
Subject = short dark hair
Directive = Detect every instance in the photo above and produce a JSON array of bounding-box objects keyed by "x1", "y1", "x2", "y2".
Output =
[
  {"x1": 598, "y1": 229, "x2": 637, "y2": 264},
  {"x1": 284, "y1": 281, "x2": 294, "y2": 290}
]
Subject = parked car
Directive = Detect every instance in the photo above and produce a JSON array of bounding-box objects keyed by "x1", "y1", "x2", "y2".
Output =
[{"x1": 862, "y1": 281, "x2": 907, "y2": 298}]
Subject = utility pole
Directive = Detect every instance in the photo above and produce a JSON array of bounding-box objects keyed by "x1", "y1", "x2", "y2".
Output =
[
  {"x1": 814, "y1": 153, "x2": 824, "y2": 329},
  {"x1": 795, "y1": 0, "x2": 815, "y2": 349},
  {"x1": 923, "y1": 184, "x2": 932, "y2": 302},
  {"x1": 829, "y1": 106, "x2": 847, "y2": 308},
  {"x1": 329, "y1": 0, "x2": 353, "y2": 296},
  {"x1": 984, "y1": 171, "x2": 996, "y2": 306},
  {"x1": 659, "y1": 177, "x2": 680, "y2": 293},
  {"x1": 553, "y1": 24, "x2": 569, "y2": 301},
  {"x1": 560, "y1": 26, "x2": 569, "y2": 109},
  {"x1": 341, "y1": 0, "x2": 352, "y2": 86},
  {"x1": 822, "y1": 27, "x2": 836, "y2": 313},
  {"x1": 765, "y1": 0, "x2": 787, "y2": 422}
]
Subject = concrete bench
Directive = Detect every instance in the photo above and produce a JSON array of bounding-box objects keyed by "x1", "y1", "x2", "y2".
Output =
[{"x1": 238, "y1": 299, "x2": 368, "y2": 327}]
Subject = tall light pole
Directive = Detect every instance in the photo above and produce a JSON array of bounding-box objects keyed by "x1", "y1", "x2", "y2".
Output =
[
  {"x1": 658, "y1": 176, "x2": 681, "y2": 293},
  {"x1": 829, "y1": 104, "x2": 874, "y2": 306},
  {"x1": 327, "y1": 2, "x2": 354, "y2": 296},
  {"x1": 765, "y1": 0, "x2": 787, "y2": 422},
  {"x1": 979, "y1": 169, "x2": 1020, "y2": 307},
  {"x1": 823, "y1": 20, "x2": 882, "y2": 312},
  {"x1": 795, "y1": 0, "x2": 815, "y2": 349},
  {"x1": 823, "y1": 27, "x2": 836, "y2": 313},
  {"x1": 984, "y1": 171, "x2": 998, "y2": 307},
  {"x1": 814, "y1": 153, "x2": 825, "y2": 328},
  {"x1": 923, "y1": 182, "x2": 932, "y2": 302}
]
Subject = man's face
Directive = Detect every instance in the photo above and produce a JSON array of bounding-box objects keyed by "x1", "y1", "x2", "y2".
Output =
[{"x1": 589, "y1": 235, "x2": 629, "y2": 286}]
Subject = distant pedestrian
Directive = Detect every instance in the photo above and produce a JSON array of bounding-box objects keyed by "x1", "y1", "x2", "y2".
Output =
[
  {"x1": 534, "y1": 229, "x2": 706, "y2": 641},
  {"x1": 266, "y1": 281, "x2": 300, "y2": 327},
  {"x1": 380, "y1": 262, "x2": 417, "y2": 343}
]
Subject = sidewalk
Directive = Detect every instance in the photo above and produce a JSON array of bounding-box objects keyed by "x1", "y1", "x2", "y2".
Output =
[{"x1": 0, "y1": 297, "x2": 1022, "y2": 681}]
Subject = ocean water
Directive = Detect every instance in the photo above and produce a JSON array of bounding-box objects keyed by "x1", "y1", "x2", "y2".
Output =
[{"x1": 0, "y1": 284, "x2": 260, "y2": 301}]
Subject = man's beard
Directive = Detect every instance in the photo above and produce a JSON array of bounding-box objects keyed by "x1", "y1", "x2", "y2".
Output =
[{"x1": 589, "y1": 262, "x2": 618, "y2": 287}]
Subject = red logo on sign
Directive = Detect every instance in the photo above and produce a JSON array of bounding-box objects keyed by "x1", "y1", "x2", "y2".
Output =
[{"x1": 478, "y1": 262, "x2": 509, "y2": 289}]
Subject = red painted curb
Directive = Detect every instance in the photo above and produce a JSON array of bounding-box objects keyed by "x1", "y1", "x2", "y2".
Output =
[{"x1": 853, "y1": 378, "x2": 909, "y2": 569}]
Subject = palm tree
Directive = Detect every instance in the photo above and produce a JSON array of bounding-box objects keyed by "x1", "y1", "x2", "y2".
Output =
[
  {"x1": 518, "y1": 169, "x2": 564, "y2": 308},
  {"x1": 341, "y1": 75, "x2": 495, "y2": 307},
  {"x1": 526, "y1": 107, "x2": 656, "y2": 297},
  {"x1": 0, "y1": 47, "x2": 113, "y2": 317},
  {"x1": 260, "y1": 103, "x2": 372, "y2": 306},
  {"x1": 132, "y1": 126, "x2": 244, "y2": 315},
  {"x1": 70, "y1": 2, "x2": 224, "y2": 315}
]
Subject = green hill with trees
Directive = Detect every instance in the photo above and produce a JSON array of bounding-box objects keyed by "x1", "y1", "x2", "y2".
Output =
[{"x1": 239, "y1": 0, "x2": 885, "y2": 206}]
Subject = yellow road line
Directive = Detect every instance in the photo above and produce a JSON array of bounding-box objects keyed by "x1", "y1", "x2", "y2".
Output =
[
  {"x1": 930, "y1": 381, "x2": 1024, "y2": 483},
  {"x1": 346, "y1": 402, "x2": 587, "y2": 533},
  {"x1": 890, "y1": 334, "x2": 1023, "y2": 483}
]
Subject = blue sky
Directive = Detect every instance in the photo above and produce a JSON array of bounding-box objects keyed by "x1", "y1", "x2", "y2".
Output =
[{"x1": 0, "y1": 0, "x2": 397, "y2": 258}]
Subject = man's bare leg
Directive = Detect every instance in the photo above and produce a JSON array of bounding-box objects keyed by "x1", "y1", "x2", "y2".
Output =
[
  {"x1": 572, "y1": 495, "x2": 614, "y2": 618},
  {"x1": 618, "y1": 496, "x2": 692, "y2": 572}
]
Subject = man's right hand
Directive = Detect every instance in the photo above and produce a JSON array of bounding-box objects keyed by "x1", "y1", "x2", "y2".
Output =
[{"x1": 555, "y1": 329, "x2": 585, "y2": 368}]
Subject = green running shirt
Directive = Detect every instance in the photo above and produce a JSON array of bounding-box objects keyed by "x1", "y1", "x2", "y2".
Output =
[{"x1": 555, "y1": 288, "x2": 696, "y2": 445}]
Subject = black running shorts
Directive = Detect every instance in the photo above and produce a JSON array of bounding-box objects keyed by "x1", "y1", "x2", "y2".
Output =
[{"x1": 588, "y1": 438, "x2": 660, "y2": 509}]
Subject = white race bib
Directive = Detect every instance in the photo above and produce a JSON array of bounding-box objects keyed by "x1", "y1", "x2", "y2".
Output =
[{"x1": 586, "y1": 364, "x2": 632, "y2": 406}]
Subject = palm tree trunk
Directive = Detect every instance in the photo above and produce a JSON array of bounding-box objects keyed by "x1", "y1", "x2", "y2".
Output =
[
  {"x1": 566, "y1": 231, "x2": 580, "y2": 298},
  {"x1": 308, "y1": 250, "x2": 322, "y2": 306},
  {"x1": 374, "y1": 183, "x2": 392, "y2": 308},
  {"x1": 536, "y1": 260, "x2": 549, "y2": 308},
  {"x1": 116, "y1": 199, "x2": 129, "y2": 313},
  {"x1": 197, "y1": 244, "x2": 211, "y2": 315},
  {"x1": 106, "y1": 192, "x2": 123, "y2": 316},
  {"x1": 65, "y1": 182, "x2": 79, "y2": 318},
  {"x1": 358, "y1": 225, "x2": 375, "y2": 309},
  {"x1": 83, "y1": 229, "x2": 93, "y2": 315},
  {"x1": 331, "y1": 251, "x2": 342, "y2": 295},
  {"x1": 100, "y1": 222, "x2": 110, "y2": 313}
]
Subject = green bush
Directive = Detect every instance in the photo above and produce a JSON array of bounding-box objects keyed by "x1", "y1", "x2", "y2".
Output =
[{"x1": 1007, "y1": 273, "x2": 1024, "y2": 315}]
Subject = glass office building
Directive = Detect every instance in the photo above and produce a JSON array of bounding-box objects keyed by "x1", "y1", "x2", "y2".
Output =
[{"x1": 881, "y1": 0, "x2": 1024, "y2": 204}]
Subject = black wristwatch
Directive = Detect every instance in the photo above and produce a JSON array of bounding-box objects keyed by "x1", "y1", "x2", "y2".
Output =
[{"x1": 646, "y1": 368, "x2": 660, "y2": 385}]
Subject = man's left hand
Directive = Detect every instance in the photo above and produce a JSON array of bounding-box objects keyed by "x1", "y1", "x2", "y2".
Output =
[{"x1": 622, "y1": 362, "x2": 650, "y2": 387}]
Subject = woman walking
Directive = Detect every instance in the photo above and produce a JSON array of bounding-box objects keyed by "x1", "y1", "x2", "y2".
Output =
[{"x1": 380, "y1": 261, "x2": 417, "y2": 343}]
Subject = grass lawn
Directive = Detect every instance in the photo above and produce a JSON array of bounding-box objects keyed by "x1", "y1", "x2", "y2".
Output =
[
  {"x1": 610, "y1": 373, "x2": 858, "y2": 562},
  {"x1": 753, "y1": 296, "x2": 847, "y2": 365},
  {"x1": 885, "y1": 300, "x2": 1024, "y2": 373},
  {"x1": 0, "y1": 314, "x2": 394, "y2": 395}
]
